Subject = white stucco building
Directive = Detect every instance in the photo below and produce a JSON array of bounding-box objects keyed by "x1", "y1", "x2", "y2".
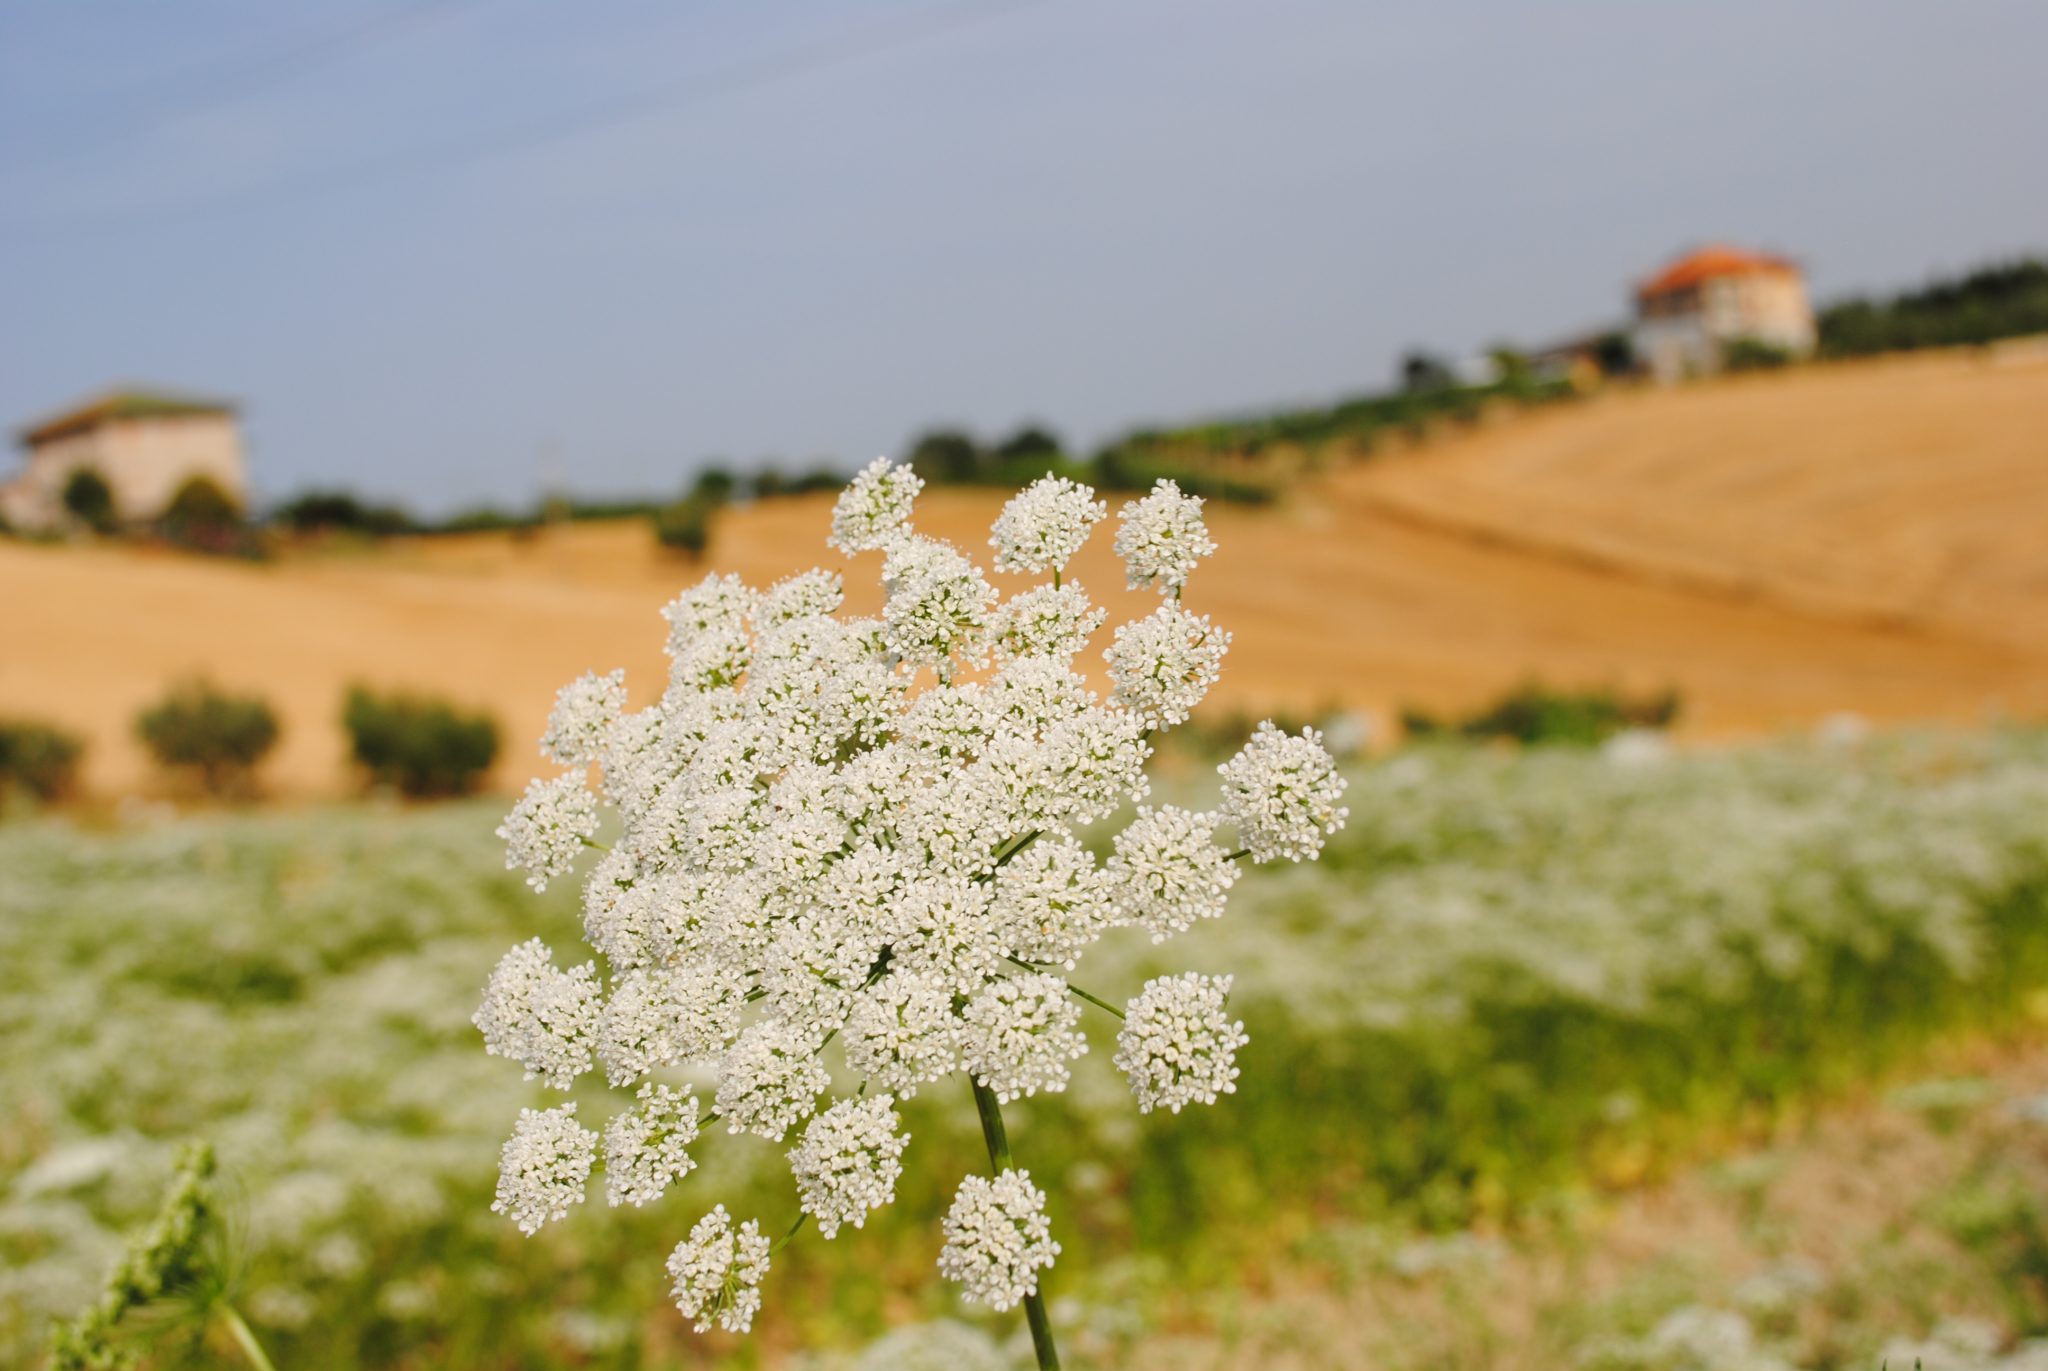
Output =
[
  {"x1": 1633, "y1": 246, "x2": 1816, "y2": 381},
  {"x1": 1, "y1": 387, "x2": 246, "y2": 531}
]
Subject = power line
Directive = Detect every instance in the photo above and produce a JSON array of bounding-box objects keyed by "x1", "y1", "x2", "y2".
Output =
[
  {"x1": 1, "y1": 0, "x2": 1045, "y2": 238},
  {"x1": 16, "y1": 0, "x2": 492, "y2": 168}
]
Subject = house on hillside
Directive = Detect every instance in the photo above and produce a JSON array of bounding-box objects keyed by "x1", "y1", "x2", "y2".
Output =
[
  {"x1": 0, "y1": 387, "x2": 246, "y2": 531},
  {"x1": 1633, "y1": 245, "x2": 1816, "y2": 380}
]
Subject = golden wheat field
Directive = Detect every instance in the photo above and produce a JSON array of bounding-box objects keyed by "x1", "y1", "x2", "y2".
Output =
[{"x1": 4, "y1": 345, "x2": 2045, "y2": 797}]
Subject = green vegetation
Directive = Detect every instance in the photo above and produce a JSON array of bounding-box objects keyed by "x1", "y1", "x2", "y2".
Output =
[
  {"x1": 1819, "y1": 257, "x2": 2048, "y2": 358},
  {"x1": 0, "y1": 717, "x2": 84, "y2": 808},
  {"x1": 2, "y1": 731, "x2": 2045, "y2": 1366},
  {"x1": 60, "y1": 467, "x2": 116, "y2": 532},
  {"x1": 341, "y1": 685, "x2": 499, "y2": 797},
  {"x1": 135, "y1": 680, "x2": 281, "y2": 797},
  {"x1": 47, "y1": 1143, "x2": 277, "y2": 1371},
  {"x1": 1402, "y1": 681, "x2": 1681, "y2": 745},
  {"x1": 1722, "y1": 336, "x2": 1796, "y2": 372}
]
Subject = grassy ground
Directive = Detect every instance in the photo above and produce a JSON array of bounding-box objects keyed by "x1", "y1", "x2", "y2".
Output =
[{"x1": 3, "y1": 731, "x2": 2047, "y2": 1368}]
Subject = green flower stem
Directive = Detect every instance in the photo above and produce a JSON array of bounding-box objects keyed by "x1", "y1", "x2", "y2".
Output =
[
  {"x1": 220, "y1": 1305, "x2": 278, "y2": 1371},
  {"x1": 1224, "y1": 848, "x2": 1251, "y2": 862},
  {"x1": 969, "y1": 1080, "x2": 1061, "y2": 1370},
  {"x1": 1062, "y1": 981, "x2": 1125, "y2": 1021},
  {"x1": 1003, "y1": 956, "x2": 1125, "y2": 1021},
  {"x1": 770, "y1": 1209, "x2": 810, "y2": 1256}
]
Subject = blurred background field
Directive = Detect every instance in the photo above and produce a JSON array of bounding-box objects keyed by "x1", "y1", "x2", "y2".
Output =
[
  {"x1": 7, "y1": 731, "x2": 2048, "y2": 1367},
  {"x1": 6, "y1": 344, "x2": 2048, "y2": 797},
  {"x1": 6, "y1": 3, "x2": 2048, "y2": 1367}
]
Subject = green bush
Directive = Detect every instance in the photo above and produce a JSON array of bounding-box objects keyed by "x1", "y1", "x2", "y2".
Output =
[
  {"x1": 651, "y1": 495, "x2": 717, "y2": 555},
  {"x1": 1723, "y1": 336, "x2": 1795, "y2": 372},
  {"x1": 0, "y1": 718, "x2": 84, "y2": 807},
  {"x1": 61, "y1": 468, "x2": 116, "y2": 532},
  {"x1": 1403, "y1": 681, "x2": 1680, "y2": 746},
  {"x1": 342, "y1": 686, "x2": 499, "y2": 797},
  {"x1": 136, "y1": 680, "x2": 280, "y2": 795}
]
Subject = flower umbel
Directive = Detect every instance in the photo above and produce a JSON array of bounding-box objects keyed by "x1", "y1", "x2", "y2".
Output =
[
  {"x1": 938, "y1": 1170, "x2": 1060, "y2": 1311},
  {"x1": 475, "y1": 468, "x2": 1347, "y2": 1361}
]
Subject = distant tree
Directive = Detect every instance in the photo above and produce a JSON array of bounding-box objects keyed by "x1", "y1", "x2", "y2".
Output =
[
  {"x1": 790, "y1": 466, "x2": 845, "y2": 494},
  {"x1": 1723, "y1": 336, "x2": 1795, "y2": 372},
  {"x1": 751, "y1": 466, "x2": 788, "y2": 500},
  {"x1": 906, "y1": 429, "x2": 983, "y2": 484},
  {"x1": 273, "y1": 490, "x2": 414, "y2": 536},
  {"x1": 652, "y1": 496, "x2": 716, "y2": 555},
  {"x1": 136, "y1": 679, "x2": 280, "y2": 796},
  {"x1": 342, "y1": 686, "x2": 499, "y2": 798},
  {"x1": 994, "y1": 426, "x2": 1063, "y2": 462},
  {"x1": 1399, "y1": 350, "x2": 1457, "y2": 394},
  {"x1": 690, "y1": 467, "x2": 737, "y2": 506},
  {"x1": 0, "y1": 717, "x2": 85, "y2": 807},
  {"x1": 1486, "y1": 346, "x2": 1532, "y2": 385},
  {"x1": 61, "y1": 467, "x2": 117, "y2": 532},
  {"x1": 1590, "y1": 331, "x2": 1635, "y2": 377}
]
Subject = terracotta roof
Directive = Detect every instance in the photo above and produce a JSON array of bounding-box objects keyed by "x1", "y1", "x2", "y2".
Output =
[
  {"x1": 19, "y1": 387, "x2": 237, "y2": 447},
  {"x1": 1637, "y1": 245, "x2": 1801, "y2": 300}
]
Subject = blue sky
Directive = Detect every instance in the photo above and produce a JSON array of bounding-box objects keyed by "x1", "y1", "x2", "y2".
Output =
[{"x1": 2, "y1": 0, "x2": 2043, "y2": 514}]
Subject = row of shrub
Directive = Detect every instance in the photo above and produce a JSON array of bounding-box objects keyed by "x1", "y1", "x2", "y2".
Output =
[
  {"x1": 1402, "y1": 680, "x2": 1682, "y2": 746},
  {"x1": 0, "y1": 684, "x2": 503, "y2": 810},
  {"x1": 1818, "y1": 256, "x2": 2048, "y2": 358}
]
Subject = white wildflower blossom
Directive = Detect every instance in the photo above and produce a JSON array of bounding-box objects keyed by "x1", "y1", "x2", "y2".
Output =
[
  {"x1": 830, "y1": 457, "x2": 923, "y2": 554},
  {"x1": 479, "y1": 450, "x2": 1347, "y2": 1343},
  {"x1": 883, "y1": 537, "x2": 998, "y2": 673},
  {"x1": 496, "y1": 773, "x2": 598, "y2": 892},
  {"x1": 1218, "y1": 722, "x2": 1350, "y2": 862},
  {"x1": 843, "y1": 969, "x2": 959, "y2": 1097},
  {"x1": 473, "y1": 939, "x2": 600, "y2": 1089},
  {"x1": 938, "y1": 1170, "x2": 1060, "y2": 1311},
  {"x1": 596, "y1": 963, "x2": 748, "y2": 1086},
  {"x1": 759, "y1": 568, "x2": 845, "y2": 626},
  {"x1": 1113, "y1": 478, "x2": 1215, "y2": 595},
  {"x1": 788, "y1": 1095, "x2": 910, "y2": 1238},
  {"x1": 715, "y1": 1019, "x2": 833, "y2": 1141},
  {"x1": 492, "y1": 1104, "x2": 596, "y2": 1235},
  {"x1": 667, "y1": 1206, "x2": 772, "y2": 1334},
  {"x1": 1114, "y1": 973, "x2": 1248, "y2": 1113},
  {"x1": 1104, "y1": 604, "x2": 1229, "y2": 727},
  {"x1": 989, "y1": 581, "x2": 1107, "y2": 664},
  {"x1": 604, "y1": 1083, "x2": 701, "y2": 1208},
  {"x1": 1107, "y1": 806, "x2": 1238, "y2": 942},
  {"x1": 959, "y1": 973, "x2": 1088, "y2": 1103},
  {"x1": 541, "y1": 668, "x2": 628, "y2": 766},
  {"x1": 993, "y1": 835, "x2": 1115, "y2": 969},
  {"x1": 990, "y1": 475, "x2": 1107, "y2": 575}
]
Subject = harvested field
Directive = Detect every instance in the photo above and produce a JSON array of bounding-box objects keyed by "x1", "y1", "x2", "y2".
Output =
[{"x1": 3, "y1": 345, "x2": 2045, "y2": 796}]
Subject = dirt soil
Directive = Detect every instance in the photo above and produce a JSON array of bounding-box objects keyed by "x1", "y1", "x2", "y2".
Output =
[{"x1": 4, "y1": 344, "x2": 2046, "y2": 796}]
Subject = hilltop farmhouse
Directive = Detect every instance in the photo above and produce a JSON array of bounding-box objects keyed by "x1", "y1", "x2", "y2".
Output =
[
  {"x1": 1633, "y1": 245, "x2": 1817, "y2": 380},
  {"x1": 0, "y1": 387, "x2": 246, "y2": 531}
]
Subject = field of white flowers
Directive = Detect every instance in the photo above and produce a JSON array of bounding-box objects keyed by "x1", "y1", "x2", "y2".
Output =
[{"x1": 4, "y1": 729, "x2": 2048, "y2": 1368}]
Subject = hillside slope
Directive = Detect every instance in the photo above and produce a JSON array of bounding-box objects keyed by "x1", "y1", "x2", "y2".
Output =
[{"x1": 2, "y1": 345, "x2": 2044, "y2": 796}]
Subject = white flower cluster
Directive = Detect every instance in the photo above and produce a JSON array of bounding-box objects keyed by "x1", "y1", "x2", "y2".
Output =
[
  {"x1": 1114, "y1": 974, "x2": 1250, "y2": 1114},
  {"x1": 666, "y1": 1205, "x2": 772, "y2": 1334},
  {"x1": 788, "y1": 1095, "x2": 909, "y2": 1238},
  {"x1": 476, "y1": 467, "x2": 1345, "y2": 1334},
  {"x1": 491, "y1": 1104, "x2": 597, "y2": 1235},
  {"x1": 937, "y1": 1170, "x2": 1060, "y2": 1311},
  {"x1": 1218, "y1": 722, "x2": 1350, "y2": 862}
]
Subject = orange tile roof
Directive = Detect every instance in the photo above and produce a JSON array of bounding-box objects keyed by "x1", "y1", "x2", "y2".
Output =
[{"x1": 1637, "y1": 245, "x2": 1801, "y2": 300}]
